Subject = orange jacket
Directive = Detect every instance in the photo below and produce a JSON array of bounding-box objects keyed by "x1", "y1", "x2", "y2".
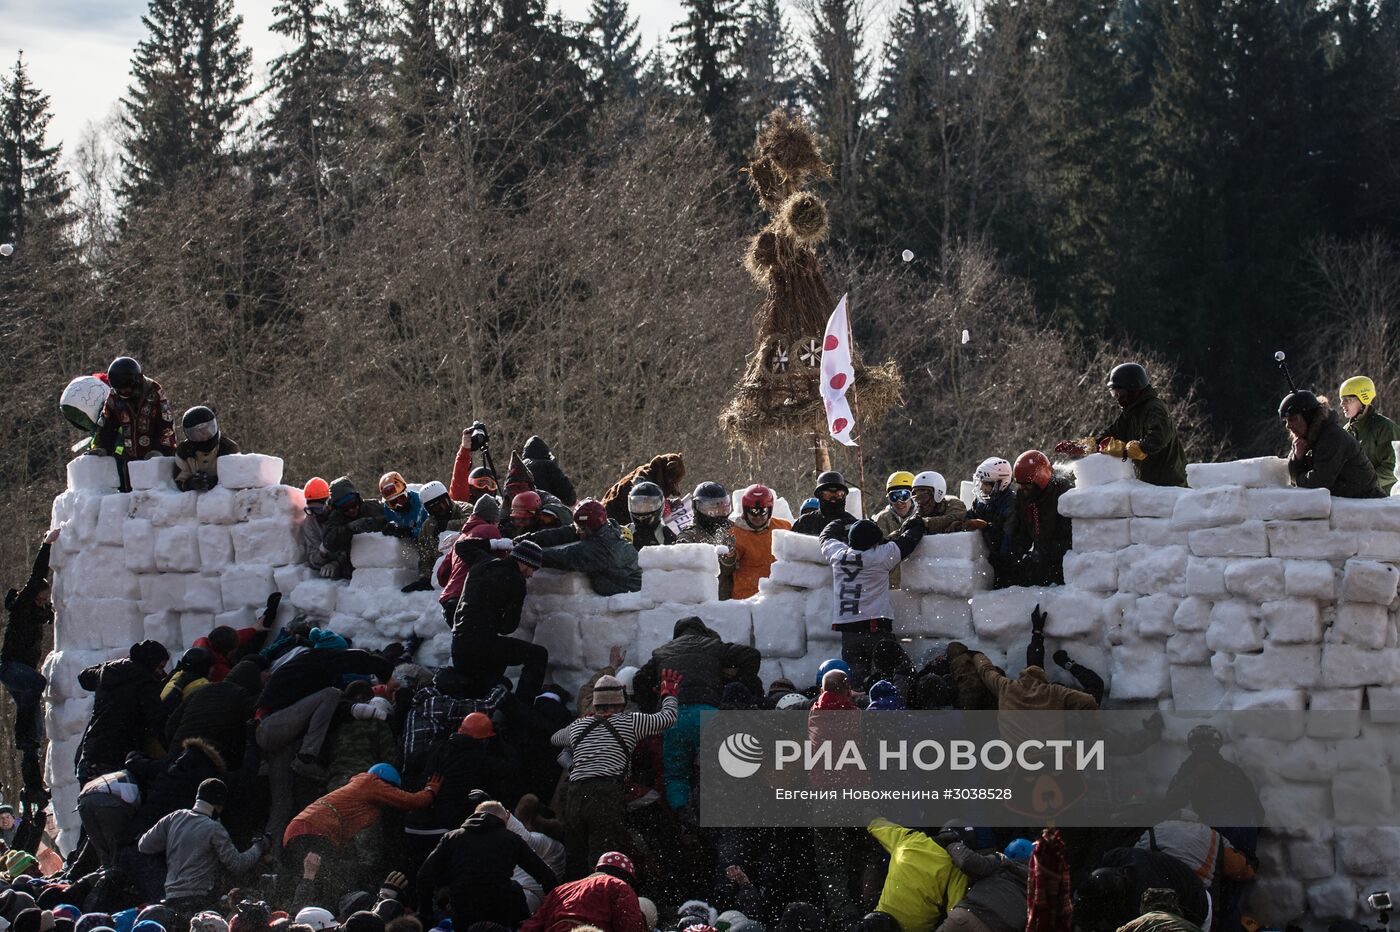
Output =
[
  {"x1": 731, "y1": 517, "x2": 791, "y2": 600},
  {"x1": 283, "y1": 772, "x2": 434, "y2": 848}
]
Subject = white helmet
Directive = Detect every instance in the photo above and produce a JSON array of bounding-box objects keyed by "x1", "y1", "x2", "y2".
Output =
[
  {"x1": 973, "y1": 457, "x2": 1012, "y2": 502},
  {"x1": 294, "y1": 908, "x2": 337, "y2": 930},
  {"x1": 912, "y1": 470, "x2": 947, "y2": 503},
  {"x1": 419, "y1": 480, "x2": 448, "y2": 504},
  {"x1": 59, "y1": 375, "x2": 111, "y2": 433}
]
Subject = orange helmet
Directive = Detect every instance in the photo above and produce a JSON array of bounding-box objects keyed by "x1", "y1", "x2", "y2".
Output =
[
  {"x1": 379, "y1": 471, "x2": 408, "y2": 499},
  {"x1": 1013, "y1": 450, "x2": 1053, "y2": 489},
  {"x1": 303, "y1": 477, "x2": 330, "y2": 501},
  {"x1": 457, "y1": 711, "x2": 495, "y2": 738}
]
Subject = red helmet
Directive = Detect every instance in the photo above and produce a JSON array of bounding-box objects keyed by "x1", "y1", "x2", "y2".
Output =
[
  {"x1": 510, "y1": 490, "x2": 543, "y2": 519},
  {"x1": 740, "y1": 483, "x2": 775, "y2": 510},
  {"x1": 457, "y1": 711, "x2": 495, "y2": 738},
  {"x1": 573, "y1": 499, "x2": 608, "y2": 533},
  {"x1": 1013, "y1": 450, "x2": 1053, "y2": 489},
  {"x1": 596, "y1": 851, "x2": 635, "y2": 878}
]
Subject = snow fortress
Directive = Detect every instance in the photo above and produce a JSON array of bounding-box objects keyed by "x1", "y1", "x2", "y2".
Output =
[{"x1": 43, "y1": 451, "x2": 1400, "y2": 924}]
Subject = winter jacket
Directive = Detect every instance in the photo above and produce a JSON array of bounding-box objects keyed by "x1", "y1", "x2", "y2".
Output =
[
  {"x1": 1345, "y1": 405, "x2": 1400, "y2": 495},
  {"x1": 92, "y1": 377, "x2": 176, "y2": 459},
  {"x1": 129, "y1": 738, "x2": 230, "y2": 838},
  {"x1": 326, "y1": 714, "x2": 399, "y2": 791},
  {"x1": 255, "y1": 648, "x2": 392, "y2": 716},
  {"x1": 448, "y1": 445, "x2": 478, "y2": 503},
  {"x1": 1005, "y1": 474, "x2": 1075, "y2": 560},
  {"x1": 164, "y1": 674, "x2": 257, "y2": 767},
  {"x1": 677, "y1": 518, "x2": 739, "y2": 600},
  {"x1": 320, "y1": 477, "x2": 390, "y2": 557},
  {"x1": 283, "y1": 772, "x2": 435, "y2": 848},
  {"x1": 1135, "y1": 820, "x2": 1254, "y2": 884},
  {"x1": 77, "y1": 658, "x2": 170, "y2": 779},
  {"x1": 417, "y1": 811, "x2": 558, "y2": 927},
  {"x1": 174, "y1": 435, "x2": 240, "y2": 491},
  {"x1": 539, "y1": 521, "x2": 642, "y2": 595},
  {"x1": 873, "y1": 504, "x2": 913, "y2": 538},
  {"x1": 947, "y1": 651, "x2": 999, "y2": 711},
  {"x1": 438, "y1": 523, "x2": 502, "y2": 602},
  {"x1": 302, "y1": 511, "x2": 347, "y2": 578},
  {"x1": 453, "y1": 556, "x2": 528, "y2": 636},
  {"x1": 192, "y1": 627, "x2": 259, "y2": 683},
  {"x1": 920, "y1": 498, "x2": 970, "y2": 534},
  {"x1": 523, "y1": 436, "x2": 578, "y2": 507},
  {"x1": 417, "y1": 499, "x2": 470, "y2": 578},
  {"x1": 602, "y1": 453, "x2": 686, "y2": 526},
  {"x1": 819, "y1": 517, "x2": 926, "y2": 629},
  {"x1": 138, "y1": 806, "x2": 265, "y2": 900},
  {"x1": 383, "y1": 490, "x2": 429, "y2": 539},
  {"x1": 404, "y1": 734, "x2": 516, "y2": 834},
  {"x1": 3, "y1": 542, "x2": 52, "y2": 668},
  {"x1": 867, "y1": 818, "x2": 970, "y2": 932},
  {"x1": 970, "y1": 654, "x2": 1099, "y2": 713},
  {"x1": 944, "y1": 842, "x2": 1029, "y2": 932},
  {"x1": 521, "y1": 871, "x2": 646, "y2": 932},
  {"x1": 403, "y1": 682, "x2": 506, "y2": 759},
  {"x1": 1162, "y1": 750, "x2": 1264, "y2": 829},
  {"x1": 1100, "y1": 386, "x2": 1187, "y2": 487},
  {"x1": 1093, "y1": 848, "x2": 1209, "y2": 930},
  {"x1": 637, "y1": 617, "x2": 762, "y2": 708},
  {"x1": 790, "y1": 504, "x2": 857, "y2": 538},
  {"x1": 626, "y1": 521, "x2": 677, "y2": 551},
  {"x1": 731, "y1": 516, "x2": 791, "y2": 599},
  {"x1": 1290, "y1": 407, "x2": 1384, "y2": 498},
  {"x1": 970, "y1": 489, "x2": 1016, "y2": 558}
]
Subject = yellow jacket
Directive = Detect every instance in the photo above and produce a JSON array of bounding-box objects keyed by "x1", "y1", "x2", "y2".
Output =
[{"x1": 868, "y1": 818, "x2": 970, "y2": 932}]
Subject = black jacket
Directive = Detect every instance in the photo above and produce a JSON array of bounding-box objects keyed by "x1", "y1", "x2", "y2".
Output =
[
  {"x1": 1290, "y1": 407, "x2": 1384, "y2": 498},
  {"x1": 3, "y1": 542, "x2": 52, "y2": 668},
  {"x1": 1093, "y1": 848, "x2": 1208, "y2": 931},
  {"x1": 164, "y1": 677, "x2": 257, "y2": 767},
  {"x1": 1101, "y1": 386, "x2": 1187, "y2": 488},
  {"x1": 946, "y1": 844, "x2": 1028, "y2": 932},
  {"x1": 255, "y1": 648, "x2": 392, "y2": 714},
  {"x1": 636, "y1": 617, "x2": 762, "y2": 708},
  {"x1": 453, "y1": 557, "x2": 528, "y2": 637},
  {"x1": 790, "y1": 506, "x2": 857, "y2": 538},
  {"x1": 404, "y1": 734, "x2": 518, "y2": 832},
  {"x1": 77, "y1": 658, "x2": 169, "y2": 780},
  {"x1": 418, "y1": 811, "x2": 557, "y2": 926},
  {"x1": 1006, "y1": 474, "x2": 1075, "y2": 556},
  {"x1": 523, "y1": 436, "x2": 578, "y2": 507},
  {"x1": 127, "y1": 739, "x2": 228, "y2": 840}
]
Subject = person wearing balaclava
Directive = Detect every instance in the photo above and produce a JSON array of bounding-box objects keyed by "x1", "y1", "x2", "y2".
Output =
[
  {"x1": 174, "y1": 406, "x2": 239, "y2": 492},
  {"x1": 790, "y1": 471, "x2": 858, "y2": 537}
]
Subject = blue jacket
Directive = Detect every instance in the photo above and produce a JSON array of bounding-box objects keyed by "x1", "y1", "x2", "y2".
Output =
[
  {"x1": 970, "y1": 488, "x2": 1016, "y2": 556},
  {"x1": 384, "y1": 491, "x2": 429, "y2": 538}
]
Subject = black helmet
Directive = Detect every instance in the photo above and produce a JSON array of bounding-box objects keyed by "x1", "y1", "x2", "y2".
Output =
[
  {"x1": 847, "y1": 519, "x2": 883, "y2": 550},
  {"x1": 628, "y1": 481, "x2": 665, "y2": 516},
  {"x1": 181, "y1": 405, "x2": 219, "y2": 446},
  {"x1": 693, "y1": 481, "x2": 731, "y2": 519},
  {"x1": 1279, "y1": 390, "x2": 1321, "y2": 419},
  {"x1": 176, "y1": 646, "x2": 214, "y2": 678},
  {"x1": 1187, "y1": 724, "x2": 1224, "y2": 752},
  {"x1": 815, "y1": 470, "x2": 848, "y2": 494},
  {"x1": 107, "y1": 356, "x2": 143, "y2": 393},
  {"x1": 1107, "y1": 362, "x2": 1149, "y2": 393}
]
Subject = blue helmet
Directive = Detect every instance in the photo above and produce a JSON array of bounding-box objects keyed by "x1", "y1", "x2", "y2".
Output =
[
  {"x1": 1004, "y1": 838, "x2": 1034, "y2": 862},
  {"x1": 368, "y1": 763, "x2": 401, "y2": 786},
  {"x1": 816, "y1": 658, "x2": 850, "y2": 686},
  {"x1": 800, "y1": 497, "x2": 820, "y2": 515}
]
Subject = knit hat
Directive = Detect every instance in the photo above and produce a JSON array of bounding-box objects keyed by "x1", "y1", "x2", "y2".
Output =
[
  {"x1": 510, "y1": 540, "x2": 544, "y2": 569},
  {"x1": 866, "y1": 680, "x2": 905, "y2": 711},
  {"x1": 343, "y1": 914, "x2": 383, "y2": 932},
  {"x1": 595, "y1": 851, "x2": 635, "y2": 879},
  {"x1": 129, "y1": 640, "x2": 169, "y2": 671},
  {"x1": 51, "y1": 909, "x2": 80, "y2": 924},
  {"x1": 503, "y1": 452, "x2": 534, "y2": 495},
  {"x1": 767, "y1": 677, "x2": 796, "y2": 695},
  {"x1": 846, "y1": 519, "x2": 883, "y2": 551},
  {"x1": 190, "y1": 913, "x2": 231, "y2": 932},
  {"x1": 470, "y1": 494, "x2": 501, "y2": 523},
  {"x1": 3, "y1": 852, "x2": 36, "y2": 880},
  {"x1": 195, "y1": 778, "x2": 227, "y2": 807},
  {"x1": 637, "y1": 899, "x2": 658, "y2": 931},
  {"x1": 590, "y1": 674, "x2": 625, "y2": 710},
  {"x1": 0, "y1": 893, "x2": 37, "y2": 925},
  {"x1": 1004, "y1": 838, "x2": 1034, "y2": 862},
  {"x1": 309, "y1": 628, "x2": 348, "y2": 651},
  {"x1": 13, "y1": 909, "x2": 54, "y2": 932},
  {"x1": 36, "y1": 891, "x2": 69, "y2": 913}
]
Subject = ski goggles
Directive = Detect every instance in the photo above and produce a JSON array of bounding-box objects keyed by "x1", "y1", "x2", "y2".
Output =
[
  {"x1": 818, "y1": 489, "x2": 847, "y2": 502},
  {"x1": 468, "y1": 476, "x2": 498, "y2": 492},
  {"x1": 887, "y1": 489, "x2": 912, "y2": 504}
]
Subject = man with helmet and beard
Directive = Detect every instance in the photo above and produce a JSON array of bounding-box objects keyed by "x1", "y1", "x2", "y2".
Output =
[
  {"x1": 624, "y1": 481, "x2": 676, "y2": 551},
  {"x1": 88, "y1": 356, "x2": 177, "y2": 461},
  {"x1": 1056, "y1": 362, "x2": 1187, "y2": 487},
  {"x1": 1280, "y1": 389, "x2": 1384, "y2": 497},
  {"x1": 731, "y1": 483, "x2": 790, "y2": 599},
  {"x1": 1000, "y1": 451, "x2": 1074, "y2": 588},
  {"x1": 677, "y1": 482, "x2": 740, "y2": 599},
  {"x1": 173, "y1": 406, "x2": 239, "y2": 492},
  {"x1": 791, "y1": 471, "x2": 858, "y2": 537},
  {"x1": 912, "y1": 471, "x2": 975, "y2": 534}
]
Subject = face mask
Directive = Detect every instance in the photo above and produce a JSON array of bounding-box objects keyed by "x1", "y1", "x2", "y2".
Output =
[{"x1": 820, "y1": 498, "x2": 845, "y2": 516}]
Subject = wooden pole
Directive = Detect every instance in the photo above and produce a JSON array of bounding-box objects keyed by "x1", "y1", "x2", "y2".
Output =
[{"x1": 813, "y1": 429, "x2": 831, "y2": 473}]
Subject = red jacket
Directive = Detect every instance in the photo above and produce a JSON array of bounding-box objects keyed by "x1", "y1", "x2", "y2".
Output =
[
  {"x1": 193, "y1": 627, "x2": 258, "y2": 682},
  {"x1": 807, "y1": 690, "x2": 862, "y2": 790},
  {"x1": 448, "y1": 446, "x2": 475, "y2": 502},
  {"x1": 520, "y1": 872, "x2": 646, "y2": 932},
  {"x1": 283, "y1": 772, "x2": 434, "y2": 849}
]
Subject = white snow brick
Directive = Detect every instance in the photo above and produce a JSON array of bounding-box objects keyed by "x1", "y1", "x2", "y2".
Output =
[
  {"x1": 1183, "y1": 558, "x2": 1228, "y2": 597},
  {"x1": 1246, "y1": 879, "x2": 1307, "y2": 929},
  {"x1": 139, "y1": 573, "x2": 189, "y2": 614},
  {"x1": 916, "y1": 532, "x2": 988, "y2": 561},
  {"x1": 213, "y1": 608, "x2": 257, "y2": 635},
  {"x1": 290, "y1": 578, "x2": 340, "y2": 617},
  {"x1": 347, "y1": 567, "x2": 417, "y2": 590},
  {"x1": 1057, "y1": 485, "x2": 1132, "y2": 519},
  {"x1": 958, "y1": 481, "x2": 977, "y2": 510},
  {"x1": 274, "y1": 563, "x2": 314, "y2": 594},
  {"x1": 1321, "y1": 644, "x2": 1400, "y2": 688},
  {"x1": 1246, "y1": 487, "x2": 1332, "y2": 521},
  {"x1": 1336, "y1": 604, "x2": 1389, "y2": 650},
  {"x1": 69, "y1": 493, "x2": 103, "y2": 546},
  {"x1": 1188, "y1": 521, "x2": 1269, "y2": 558},
  {"x1": 766, "y1": 562, "x2": 831, "y2": 590},
  {"x1": 528, "y1": 569, "x2": 591, "y2": 596},
  {"x1": 1223, "y1": 558, "x2": 1286, "y2": 602},
  {"x1": 900, "y1": 558, "x2": 992, "y2": 598},
  {"x1": 1173, "y1": 596, "x2": 1212, "y2": 632},
  {"x1": 971, "y1": 587, "x2": 1046, "y2": 644},
  {"x1": 150, "y1": 491, "x2": 198, "y2": 527},
  {"x1": 65, "y1": 598, "x2": 143, "y2": 649},
  {"x1": 1233, "y1": 687, "x2": 1307, "y2": 711},
  {"x1": 781, "y1": 655, "x2": 825, "y2": 692},
  {"x1": 751, "y1": 592, "x2": 807, "y2": 658},
  {"x1": 183, "y1": 576, "x2": 223, "y2": 614},
  {"x1": 534, "y1": 614, "x2": 584, "y2": 670},
  {"x1": 196, "y1": 486, "x2": 238, "y2": 524},
  {"x1": 579, "y1": 615, "x2": 639, "y2": 670},
  {"x1": 889, "y1": 589, "x2": 920, "y2": 630},
  {"x1": 1368, "y1": 685, "x2": 1400, "y2": 723},
  {"x1": 1284, "y1": 560, "x2": 1336, "y2": 600},
  {"x1": 197, "y1": 525, "x2": 234, "y2": 574},
  {"x1": 1268, "y1": 521, "x2": 1359, "y2": 560},
  {"x1": 1165, "y1": 630, "x2": 1210, "y2": 664},
  {"x1": 1358, "y1": 531, "x2": 1400, "y2": 562},
  {"x1": 687, "y1": 600, "x2": 755, "y2": 647},
  {"x1": 803, "y1": 586, "x2": 832, "y2": 626},
  {"x1": 1307, "y1": 688, "x2": 1362, "y2": 738},
  {"x1": 1206, "y1": 601, "x2": 1263, "y2": 653},
  {"x1": 128, "y1": 456, "x2": 175, "y2": 490},
  {"x1": 1306, "y1": 878, "x2": 1357, "y2": 920},
  {"x1": 1128, "y1": 518, "x2": 1189, "y2": 547},
  {"x1": 1071, "y1": 518, "x2": 1132, "y2": 551},
  {"x1": 1235, "y1": 644, "x2": 1320, "y2": 690},
  {"x1": 914, "y1": 594, "x2": 974, "y2": 639},
  {"x1": 122, "y1": 519, "x2": 156, "y2": 573},
  {"x1": 220, "y1": 564, "x2": 277, "y2": 610},
  {"x1": 1170, "y1": 664, "x2": 1231, "y2": 710},
  {"x1": 154, "y1": 525, "x2": 201, "y2": 573},
  {"x1": 775, "y1": 530, "x2": 822, "y2": 564},
  {"x1": 67, "y1": 455, "x2": 120, "y2": 491},
  {"x1": 216, "y1": 453, "x2": 284, "y2": 489},
  {"x1": 1101, "y1": 592, "x2": 1138, "y2": 644},
  {"x1": 350, "y1": 534, "x2": 414, "y2": 569},
  {"x1": 95, "y1": 493, "x2": 129, "y2": 545},
  {"x1": 1062, "y1": 550, "x2": 1117, "y2": 591},
  {"x1": 1260, "y1": 599, "x2": 1322, "y2": 644},
  {"x1": 235, "y1": 485, "x2": 304, "y2": 521},
  {"x1": 1109, "y1": 641, "x2": 1169, "y2": 699},
  {"x1": 1342, "y1": 559, "x2": 1400, "y2": 605},
  {"x1": 606, "y1": 591, "x2": 658, "y2": 612},
  {"x1": 636, "y1": 605, "x2": 692, "y2": 659},
  {"x1": 1337, "y1": 827, "x2": 1400, "y2": 874},
  {"x1": 1117, "y1": 544, "x2": 1188, "y2": 595},
  {"x1": 1187, "y1": 457, "x2": 1291, "y2": 489},
  {"x1": 1129, "y1": 484, "x2": 1187, "y2": 519},
  {"x1": 1172, "y1": 486, "x2": 1247, "y2": 531},
  {"x1": 640, "y1": 570, "x2": 718, "y2": 604},
  {"x1": 231, "y1": 518, "x2": 303, "y2": 566},
  {"x1": 1330, "y1": 497, "x2": 1400, "y2": 532},
  {"x1": 1334, "y1": 766, "x2": 1393, "y2": 822},
  {"x1": 1130, "y1": 593, "x2": 1180, "y2": 639},
  {"x1": 50, "y1": 490, "x2": 77, "y2": 530},
  {"x1": 1071, "y1": 454, "x2": 1135, "y2": 486},
  {"x1": 1042, "y1": 588, "x2": 1106, "y2": 638},
  {"x1": 638, "y1": 543, "x2": 721, "y2": 573},
  {"x1": 142, "y1": 610, "x2": 181, "y2": 647}
]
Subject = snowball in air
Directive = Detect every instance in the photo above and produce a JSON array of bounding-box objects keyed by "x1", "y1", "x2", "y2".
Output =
[
  {"x1": 1274, "y1": 351, "x2": 1286, "y2": 362},
  {"x1": 901, "y1": 249, "x2": 914, "y2": 262},
  {"x1": 0, "y1": 243, "x2": 13, "y2": 257},
  {"x1": 961, "y1": 329, "x2": 970, "y2": 345}
]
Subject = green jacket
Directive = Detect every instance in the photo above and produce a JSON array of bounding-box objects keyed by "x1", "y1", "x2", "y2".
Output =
[
  {"x1": 539, "y1": 521, "x2": 642, "y2": 595},
  {"x1": 1345, "y1": 405, "x2": 1400, "y2": 495},
  {"x1": 1100, "y1": 386, "x2": 1187, "y2": 487}
]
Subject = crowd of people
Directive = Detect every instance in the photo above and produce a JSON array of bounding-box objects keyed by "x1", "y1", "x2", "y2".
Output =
[{"x1": 0, "y1": 356, "x2": 1391, "y2": 932}]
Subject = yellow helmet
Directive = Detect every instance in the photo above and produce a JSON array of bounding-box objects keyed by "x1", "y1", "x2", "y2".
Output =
[
  {"x1": 1339, "y1": 376, "x2": 1376, "y2": 407},
  {"x1": 886, "y1": 471, "x2": 915, "y2": 491}
]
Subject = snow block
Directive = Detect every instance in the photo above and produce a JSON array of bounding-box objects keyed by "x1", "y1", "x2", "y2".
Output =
[
  {"x1": 128, "y1": 456, "x2": 175, "y2": 491},
  {"x1": 1307, "y1": 689, "x2": 1362, "y2": 738},
  {"x1": 1070, "y1": 518, "x2": 1132, "y2": 552},
  {"x1": 220, "y1": 564, "x2": 277, "y2": 610},
  {"x1": 889, "y1": 589, "x2": 920, "y2": 630},
  {"x1": 528, "y1": 569, "x2": 592, "y2": 596},
  {"x1": 751, "y1": 592, "x2": 808, "y2": 658},
  {"x1": 216, "y1": 453, "x2": 285, "y2": 489},
  {"x1": 178, "y1": 612, "x2": 214, "y2": 646},
  {"x1": 1128, "y1": 518, "x2": 1189, "y2": 547},
  {"x1": 914, "y1": 594, "x2": 975, "y2": 639},
  {"x1": 531, "y1": 614, "x2": 583, "y2": 670},
  {"x1": 350, "y1": 534, "x2": 414, "y2": 569},
  {"x1": 1369, "y1": 686, "x2": 1400, "y2": 723},
  {"x1": 196, "y1": 486, "x2": 238, "y2": 524},
  {"x1": 1070, "y1": 454, "x2": 1135, "y2": 487},
  {"x1": 1260, "y1": 599, "x2": 1322, "y2": 644},
  {"x1": 640, "y1": 570, "x2": 719, "y2": 604},
  {"x1": 1101, "y1": 592, "x2": 1138, "y2": 645},
  {"x1": 1283, "y1": 560, "x2": 1336, "y2": 600},
  {"x1": 1042, "y1": 588, "x2": 1107, "y2": 638},
  {"x1": 1117, "y1": 544, "x2": 1188, "y2": 596},
  {"x1": 916, "y1": 532, "x2": 988, "y2": 561},
  {"x1": 1336, "y1": 604, "x2": 1389, "y2": 650},
  {"x1": 1129, "y1": 484, "x2": 1187, "y2": 519},
  {"x1": 1330, "y1": 497, "x2": 1400, "y2": 532},
  {"x1": 900, "y1": 557, "x2": 992, "y2": 598},
  {"x1": 1165, "y1": 630, "x2": 1210, "y2": 664},
  {"x1": 66, "y1": 455, "x2": 120, "y2": 491},
  {"x1": 1246, "y1": 878, "x2": 1307, "y2": 928},
  {"x1": 1268, "y1": 521, "x2": 1358, "y2": 560},
  {"x1": 1172, "y1": 486, "x2": 1247, "y2": 531},
  {"x1": 1335, "y1": 766, "x2": 1393, "y2": 822},
  {"x1": 96, "y1": 493, "x2": 129, "y2": 545},
  {"x1": 775, "y1": 530, "x2": 822, "y2": 564},
  {"x1": 1187, "y1": 457, "x2": 1291, "y2": 489},
  {"x1": 1170, "y1": 664, "x2": 1230, "y2": 710},
  {"x1": 1342, "y1": 559, "x2": 1400, "y2": 605},
  {"x1": 1130, "y1": 593, "x2": 1180, "y2": 640},
  {"x1": 231, "y1": 518, "x2": 303, "y2": 566},
  {"x1": 150, "y1": 491, "x2": 198, "y2": 528},
  {"x1": 606, "y1": 591, "x2": 658, "y2": 612},
  {"x1": 1336, "y1": 827, "x2": 1400, "y2": 875},
  {"x1": 139, "y1": 573, "x2": 190, "y2": 614},
  {"x1": 1321, "y1": 644, "x2": 1400, "y2": 688},
  {"x1": 579, "y1": 614, "x2": 640, "y2": 670},
  {"x1": 1183, "y1": 558, "x2": 1228, "y2": 598},
  {"x1": 142, "y1": 610, "x2": 181, "y2": 647},
  {"x1": 766, "y1": 561, "x2": 830, "y2": 590},
  {"x1": 1110, "y1": 641, "x2": 1169, "y2": 699},
  {"x1": 1173, "y1": 596, "x2": 1212, "y2": 632},
  {"x1": 196, "y1": 524, "x2": 234, "y2": 573},
  {"x1": 154, "y1": 525, "x2": 200, "y2": 573},
  {"x1": 636, "y1": 604, "x2": 699, "y2": 659},
  {"x1": 1246, "y1": 487, "x2": 1331, "y2": 522},
  {"x1": 638, "y1": 543, "x2": 720, "y2": 574},
  {"x1": 343, "y1": 567, "x2": 416, "y2": 592},
  {"x1": 1357, "y1": 531, "x2": 1400, "y2": 562},
  {"x1": 183, "y1": 575, "x2": 223, "y2": 614},
  {"x1": 274, "y1": 563, "x2": 314, "y2": 594},
  {"x1": 1306, "y1": 878, "x2": 1357, "y2": 920},
  {"x1": 1206, "y1": 601, "x2": 1263, "y2": 653},
  {"x1": 1062, "y1": 550, "x2": 1117, "y2": 591},
  {"x1": 1223, "y1": 558, "x2": 1286, "y2": 602},
  {"x1": 290, "y1": 578, "x2": 340, "y2": 617},
  {"x1": 1235, "y1": 644, "x2": 1320, "y2": 690},
  {"x1": 1057, "y1": 485, "x2": 1132, "y2": 519},
  {"x1": 971, "y1": 587, "x2": 1046, "y2": 644},
  {"x1": 122, "y1": 519, "x2": 156, "y2": 573},
  {"x1": 1189, "y1": 521, "x2": 1269, "y2": 558}
]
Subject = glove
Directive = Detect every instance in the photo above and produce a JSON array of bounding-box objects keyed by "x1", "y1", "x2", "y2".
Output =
[
  {"x1": 402, "y1": 577, "x2": 433, "y2": 593},
  {"x1": 934, "y1": 830, "x2": 964, "y2": 848},
  {"x1": 715, "y1": 545, "x2": 731, "y2": 557},
  {"x1": 946, "y1": 642, "x2": 969, "y2": 659},
  {"x1": 319, "y1": 564, "x2": 339, "y2": 579},
  {"x1": 1098, "y1": 437, "x2": 1128, "y2": 458},
  {"x1": 1125, "y1": 440, "x2": 1148, "y2": 461},
  {"x1": 84, "y1": 446, "x2": 109, "y2": 457},
  {"x1": 964, "y1": 518, "x2": 989, "y2": 531},
  {"x1": 489, "y1": 537, "x2": 515, "y2": 552},
  {"x1": 384, "y1": 524, "x2": 413, "y2": 539},
  {"x1": 187, "y1": 471, "x2": 214, "y2": 491},
  {"x1": 1031, "y1": 604, "x2": 1047, "y2": 634},
  {"x1": 351, "y1": 702, "x2": 388, "y2": 721},
  {"x1": 658, "y1": 668, "x2": 684, "y2": 698},
  {"x1": 380, "y1": 870, "x2": 408, "y2": 900},
  {"x1": 1052, "y1": 649, "x2": 1072, "y2": 668},
  {"x1": 349, "y1": 517, "x2": 379, "y2": 534}
]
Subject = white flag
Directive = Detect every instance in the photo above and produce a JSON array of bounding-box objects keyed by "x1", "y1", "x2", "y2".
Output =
[{"x1": 820, "y1": 293, "x2": 857, "y2": 446}]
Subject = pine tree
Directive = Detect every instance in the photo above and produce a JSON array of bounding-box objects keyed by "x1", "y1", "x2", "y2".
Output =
[
  {"x1": 0, "y1": 54, "x2": 69, "y2": 244},
  {"x1": 804, "y1": 0, "x2": 869, "y2": 241},
  {"x1": 266, "y1": 0, "x2": 337, "y2": 206},
  {"x1": 584, "y1": 0, "x2": 643, "y2": 103},
  {"x1": 671, "y1": 0, "x2": 744, "y2": 156},
  {"x1": 120, "y1": 0, "x2": 252, "y2": 204},
  {"x1": 736, "y1": 0, "x2": 800, "y2": 139}
]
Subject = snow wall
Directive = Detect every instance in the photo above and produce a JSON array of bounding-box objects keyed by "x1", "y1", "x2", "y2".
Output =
[{"x1": 41, "y1": 450, "x2": 1400, "y2": 925}]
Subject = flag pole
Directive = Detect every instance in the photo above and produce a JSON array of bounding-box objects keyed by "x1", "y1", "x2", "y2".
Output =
[{"x1": 845, "y1": 297, "x2": 868, "y2": 512}]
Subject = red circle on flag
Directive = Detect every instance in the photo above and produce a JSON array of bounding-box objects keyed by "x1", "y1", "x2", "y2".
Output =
[
  {"x1": 832, "y1": 417, "x2": 848, "y2": 433},
  {"x1": 824, "y1": 335, "x2": 839, "y2": 351},
  {"x1": 829, "y1": 373, "x2": 847, "y2": 390}
]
